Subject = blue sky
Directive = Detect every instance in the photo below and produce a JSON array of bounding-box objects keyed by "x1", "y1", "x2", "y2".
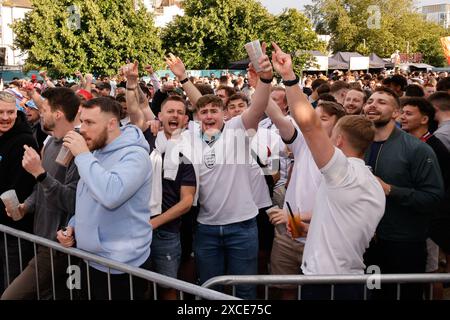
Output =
[
  {"x1": 257, "y1": 0, "x2": 443, "y2": 14},
  {"x1": 257, "y1": 0, "x2": 310, "y2": 14}
]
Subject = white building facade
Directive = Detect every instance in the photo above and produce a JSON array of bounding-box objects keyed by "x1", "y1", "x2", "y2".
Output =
[
  {"x1": 0, "y1": 0, "x2": 184, "y2": 68},
  {"x1": 422, "y1": 3, "x2": 450, "y2": 29},
  {"x1": 0, "y1": 0, "x2": 31, "y2": 67}
]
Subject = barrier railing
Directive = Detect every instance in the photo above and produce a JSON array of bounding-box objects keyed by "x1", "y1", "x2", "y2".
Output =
[
  {"x1": 202, "y1": 274, "x2": 450, "y2": 300},
  {"x1": 0, "y1": 224, "x2": 239, "y2": 300}
]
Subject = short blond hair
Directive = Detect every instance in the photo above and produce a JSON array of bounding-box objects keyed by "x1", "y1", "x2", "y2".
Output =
[{"x1": 336, "y1": 115, "x2": 375, "y2": 155}]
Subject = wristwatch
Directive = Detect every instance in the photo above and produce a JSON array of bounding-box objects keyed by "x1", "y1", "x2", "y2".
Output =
[{"x1": 180, "y1": 77, "x2": 189, "y2": 85}]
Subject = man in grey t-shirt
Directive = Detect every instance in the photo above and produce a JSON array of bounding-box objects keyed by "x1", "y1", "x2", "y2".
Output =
[{"x1": 2, "y1": 88, "x2": 80, "y2": 300}]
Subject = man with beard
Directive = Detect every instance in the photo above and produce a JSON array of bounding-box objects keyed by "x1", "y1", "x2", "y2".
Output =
[
  {"x1": 0, "y1": 91, "x2": 36, "y2": 294},
  {"x1": 57, "y1": 97, "x2": 153, "y2": 300},
  {"x1": 343, "y1": 88, "x2": 367, "y2": 115},
  {"x1": 125, "y1": 60, "x2": 196, "y2": 299},
  {"x1": 1, "y1": 87, "x2": 80, "y2": 300},
  {"x1": 363, "y1": 87, "x2": 444, "y2": 300}
]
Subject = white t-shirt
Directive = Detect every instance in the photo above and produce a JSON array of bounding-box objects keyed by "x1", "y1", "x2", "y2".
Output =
[
  {"x1": 301, "y1": 148, "x2": 385, "y2": 275},
  {"x1": 258, "y1": 118, "x2": 289, "y2": 188},
  {"x1": 249, "y1": 127, "x2": 282, "y2": 209},
  {"x1": 284, "y1": 123, "x2": 323, "y2": 217},
  {"x1": 195, "y1": 116, "x2": 258, "y2": 225}
]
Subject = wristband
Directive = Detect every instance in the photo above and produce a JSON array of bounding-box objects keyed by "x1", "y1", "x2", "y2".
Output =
[
  {"x1": 36, "y1": 171, "x2": 47, "y2": 183},
  {"x1": 180, "y1": 77, "x2": 189, "y2": 85},
  {"x1": 259, "y1": 77, "x2": 273, "y2": 84},
  {"x1": 283, "y1": 75, "x2": 300, "y2": 87}
]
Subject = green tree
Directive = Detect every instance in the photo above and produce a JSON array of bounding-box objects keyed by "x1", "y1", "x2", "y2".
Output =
[
  {"x1": 161, "y1": 0, "x2": 274, "y2": 69},
  {"x1": 272, "y1": 9, "x2": 327, "y2": 75},
  {"x1": 12, "y1": 0, "x2": 164, "y2": 76},
  {"x1": 305, "y1": 0, "x2": 449, "y2": 66},
  {"x1": 161, "y1": 0, "x2": 325, "y2": 71}
]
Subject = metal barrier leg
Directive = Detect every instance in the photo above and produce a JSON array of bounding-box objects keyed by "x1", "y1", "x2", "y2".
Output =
[
  {"x1": 363, "y1": 285, "x2": 367, "y2": 300},
  {"x1": 86, "y1": 261, "x2": 91, "y2": 300},
  {"x1": 3, "y1": 233, "x2": 10, "y2": 286},
  {"x1": 396, "y1": 283, "x2": 401, "y2": 300},
  {"x1": 153, "y1": 282, "x2": 157, "y2": 300},
  {"x1": 129, "y1": 274, "x2": 134, "y2": 300},
  {"x1": 17, "y1": 238, "x2": 23, "y2": 272},
  {"x1": 50, "y1": 248, "x2": 55, "y2": 300},
  {"x1": 298, "y1": 285, "x2": 302, "y2": 300},
  {"x1": 33, "y1": 243, "x2": 40, "y2": 300},
  {"x1": 331, "y1": 284, "x2": 335, "y2": 300},
  {"x1": 107, "y1": 268, "x2": 112, "y2": 300},
  {"x1": 232, "y1": 285, "x2": 236, "y2": 297},
  {"x1": 179, "y1": 290, "x2": 184, "y2": 300},
  {"x1": 264, "y1": 285, "x2": 269, "y2": 300}
]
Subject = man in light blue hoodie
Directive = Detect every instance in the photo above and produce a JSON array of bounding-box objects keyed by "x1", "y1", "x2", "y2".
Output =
[{"x1": 57, "y1": 97, "x2": 152, "y2": 300}]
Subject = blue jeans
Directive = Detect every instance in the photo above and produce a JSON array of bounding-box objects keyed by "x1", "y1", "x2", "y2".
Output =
[
  {"x1": 150, "y1": 229, "x2": 181, "y2": 279},
  {"x1": 194, "y1": 217, "x2": 258, "y2": 299}
]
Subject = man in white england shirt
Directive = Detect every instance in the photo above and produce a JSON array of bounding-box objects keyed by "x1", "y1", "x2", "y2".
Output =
[
  {"x1": 271, "y1": 43, "x2": 386, "y2": 300},
  {"x1": 189, "y1": 47, "x2": 274, "y2": 299}
]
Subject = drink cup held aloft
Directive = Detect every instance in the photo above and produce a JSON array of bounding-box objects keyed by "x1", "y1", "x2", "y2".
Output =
[
  {"x1": 0, "y1": 190, "x2": 22, "y2": 221},
  {"x1": 245, "y1": 40, "x2": 263, "y2": 72}
]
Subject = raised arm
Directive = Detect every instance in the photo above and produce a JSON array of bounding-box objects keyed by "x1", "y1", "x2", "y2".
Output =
[
  {"x1": 144, "y1": 65, "x2": 161, "y2": 91},
  {"x1": 247, "y1": 66, "x2": 295, "y2": 141},
  {"x1": 84, "y1": 73, "x2": 93, "y2": 92},
  {"x1": 75, "y1": 71, "x2": 86, "y2": 89},
  {"x1": 122, "y1": 61, "x2": 148, "y2": 131},
  {"x1": 165, "y1": 53, "x2": 202, "y2": 107},
  {"x1": 241, "y1": 42, "x2": 273, "y2": 131},
  {"x1": 22, "y1": 82, "x2": 45, "y2": 110},
  {"x1": 39, "y1": 70, "x2": 55, "y2": 88},
  {"x1": 271, "y1": 42, "x2": 334, "y2": 169}
]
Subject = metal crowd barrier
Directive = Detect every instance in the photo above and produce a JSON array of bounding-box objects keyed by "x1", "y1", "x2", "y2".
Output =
[
  {"x1": 0, "y1": 224, "x2": 239, "y2": 300},
  {"x1": 202, "y1": 274, "x2": 450, "y2": 300}
]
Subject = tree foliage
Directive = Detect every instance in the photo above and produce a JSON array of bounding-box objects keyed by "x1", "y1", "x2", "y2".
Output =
[
  {"x1": 305, "y1": 0, "x2": 449, "y2": 66},
  {"x1": 161, "y1": 0, "x2": 325, "y2": 71},
  {"x1": 12, "y1": 0, "x2": 164, "y2": 76},
  {"x1": 278, "y1": 9, "x2": 327, "y2": 74}
]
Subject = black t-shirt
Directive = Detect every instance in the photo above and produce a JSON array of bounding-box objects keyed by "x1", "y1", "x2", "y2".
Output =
[{"x1": 144, "y1": 129, "x2": 196, "y2": 233}]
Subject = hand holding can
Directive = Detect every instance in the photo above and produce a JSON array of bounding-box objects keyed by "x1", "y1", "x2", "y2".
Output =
[{"x1": 245, "y1": 40, "x2": 263, "y2": 72}]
